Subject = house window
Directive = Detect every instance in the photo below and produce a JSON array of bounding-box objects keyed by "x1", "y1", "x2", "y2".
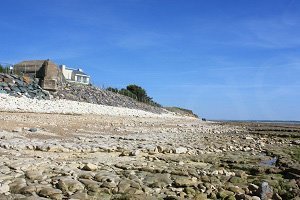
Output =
[
  {"x1": 83, "y1": 77, "x2": 87, "y2": 83},
  {"x1": 77, "y1": 76, "x2": 82, "y2": 82}
]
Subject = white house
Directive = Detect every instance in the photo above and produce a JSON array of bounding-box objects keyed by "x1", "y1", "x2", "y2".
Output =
[{"x1": 60, "y1": 65, "x2": 90, "y2": 84}]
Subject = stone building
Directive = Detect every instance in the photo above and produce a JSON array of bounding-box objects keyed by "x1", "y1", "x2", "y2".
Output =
[{"x1": 14, "y1": 59, "x2": 61, "y2": 91}]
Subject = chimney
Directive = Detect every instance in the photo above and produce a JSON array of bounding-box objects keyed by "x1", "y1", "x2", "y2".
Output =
[{"x1": 60, "y1": 65, "x2": 66, "y2": 71}]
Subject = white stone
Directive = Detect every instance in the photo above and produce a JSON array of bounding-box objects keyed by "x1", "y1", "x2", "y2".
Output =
[
  {"x1": 0, "y1": 183, "x2": 9, "y2": 194},
  {"x1": 130, "y1": 149, "x2": 141, "y2": 156},
  {"x1": 12, "y1": 128, "x2": 22, "y2": 133},
  {"x1": 82, "y1": 163, "x2": 98, "y2": 171},
  {"x1": 175, "y1": 147, "x2": 188, "y2": 154},
  {"x1": 0, "y1": 94, "x2": 196, "y2": 119}
]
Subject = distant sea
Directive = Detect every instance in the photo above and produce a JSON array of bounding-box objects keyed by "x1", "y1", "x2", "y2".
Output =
[{"x1": 213, "y1": 120, "x2": 300, "y2": 125}]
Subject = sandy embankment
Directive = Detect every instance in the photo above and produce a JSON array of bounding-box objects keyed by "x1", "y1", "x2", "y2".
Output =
[{"x1": 0, "y1": 94, "x2": 190, "y2": 119}]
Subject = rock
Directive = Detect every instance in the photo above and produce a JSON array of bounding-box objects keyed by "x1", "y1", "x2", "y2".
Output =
[
  {"x1": 82, "y1": 163, "x2": 98, "y2": 171},
  {"x1": 229, "y1": 176, "x2": 246, "y2": 185},
  {"x1": 273, "y1": 193, "x2": 282, "y2": 200},
  {"x1": 0, "y1": 183, "x2": 9, "y2": 194},
  {"x1": 226, "y1": 195, "x2": 236, "y2": 200},
  {"x1": 173, "y1": 176, "x2": 197, "y2": 187},
  {"x1": 120, "y1": 151, "x2": 130, "y2": 156},
  {"x1": 154, "y1": 146, "x2": 164, "y2": 153},
  {"x1": 28, "y1": 128, "x2": 38, "y2": 132},
  {"x1": 52, "y1": 81, "x2": 166, "y2": 114},
  {"x1": 248, "y1": 183, "x2": 259, "y2": 192},
  {"x1": 20, "y1": 185, "x2": 37, "y2": 195},
  {"x1": 130, "y1": 149, "x2": 141, "y2": 156},
  {"x1": 39, "y1": 187, "x2": 63, "y2": 200},
  {"x1": 79, "y1": 179, "x2": 101, "y2": 192},
  {"x1": 12, "y1": 127, "x2": 22, "y2": 132},
  {"x1": 0, "y1": 73, "x2": 50, "y2": 99},
  {"x1": 94, "y1": 171, "x2": 120, "y2": 185},
  {"x1": 144, "y1": 173, "x2": 172, "y2": 188},
  {"x1": 235, "y1": 170, "x2": 247, "y2": 179},
  {"x1": 243, "y1": 147, "x2": 251, "y2": 151},
  {"x1": 235, "y1": 194, "x2": 253, "y2": 200},
  {"x1": 25, "y1": 170, "x2": 44, "y2": 180},
  {"x1": 118, "y1": 180, "x2": 132, "y2": 193},
  {"x1": 228, "y1": 186, "x2": 245, "y2": 194},
  {"x1": 175, "y1": 147, "x2": 188, "y2": 154},
  {"x1": 57, "y1": 178, "x2": 85, "y2": 194},
  {"x1": 259, "y1": 182, "x2": 273, "y2": 200},
  {"x1": 184, "y1": 187, "x2": 195, "y2": 196},
  {"x1": 194, "y1": 193, "x2": 208, "y2": 200},
  {"x1": 218, "y1": 190, "x2": 235, "y2": 199},
  {"x1": 9, "y1": 178, "x2": 27, "y2": 193},
  {"x1": 78, "y1": 171, "x2": 95, "y2": 180},
  {"x1": 47, "y1": 145, "x2": 64, "y2": 152},
  {"x1": 292, "y1": 140, "x2": 300, "y2": 145},
  {"x1": 69, "y1": 192, "x2": 90, "y2": 200}
]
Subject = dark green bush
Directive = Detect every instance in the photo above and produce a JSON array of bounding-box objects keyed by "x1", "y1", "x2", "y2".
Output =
[
  {"x1": 106, "y1": 84, "x2": 161, "y2": 107},
  {"x1": 0, "y1": 64, "x2": 10, "y2": 74}
]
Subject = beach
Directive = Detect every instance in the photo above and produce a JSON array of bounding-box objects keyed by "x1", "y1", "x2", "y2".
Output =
[{"x1": 0, "y1": 94, "x2": 299, "y2": 199}]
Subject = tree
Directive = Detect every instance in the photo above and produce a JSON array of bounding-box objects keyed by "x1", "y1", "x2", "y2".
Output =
[
  {"x1": 106, "y1": 87, "x2": 119, "y2": 93},
  {"x1": 126, "y1": 84, "x2": 147, "y2": 101},
  {"x1": 106, "y1": 84, "x2": 161, "y2": 107},
  {"x1": 0, "y1": 65, "x2": 9, "y2": 74},
  {"x1": 119, "y1": 88, "x2": 137, "y2": 99}
]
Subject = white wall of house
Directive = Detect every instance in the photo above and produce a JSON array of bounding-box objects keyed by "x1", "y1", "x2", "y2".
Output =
[
  {"x1": 61, "y1": 65, "x2": 90, "y2": 84},
  {"x1": 74, "y1": 75, "x2": 90, "y2": 84},
  {"x1": 61, "y1": 65, "x2": 73, "y2": 80}
]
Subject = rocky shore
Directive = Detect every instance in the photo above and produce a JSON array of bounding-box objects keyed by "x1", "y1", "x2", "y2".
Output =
[
  {"x1": 0, "y1": 73, "x2": 50, "y2": 100},
  {"x1": 0, "y1": 101, "x2": 299, "y2": 199},
  {"x1": 51, "y1": 83, "x2": 166, "y2": 114},
  {"x1": 0, "y1": 73, "x2": 167, "y2": 114}
]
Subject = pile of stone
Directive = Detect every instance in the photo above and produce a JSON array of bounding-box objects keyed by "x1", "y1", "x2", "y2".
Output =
[
  {"x1": 0, "y1": 73, "x2": 50, "y2": 100},
  {"x1": 51, "y1": 83, "x2": 166, "y2": 114}
]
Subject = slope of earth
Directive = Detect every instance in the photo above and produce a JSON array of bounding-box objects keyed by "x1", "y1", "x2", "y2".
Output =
[{"x1": 51, "y1": 83, "x2": 166, "y2": 114}]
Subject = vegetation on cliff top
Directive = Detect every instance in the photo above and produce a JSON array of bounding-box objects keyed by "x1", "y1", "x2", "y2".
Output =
[
  {"x1": 107, "y1": 84, "x2": 161, "y2": 107},
  {"x1": 107, "y1": 84, "x2": 199, "y2": 118}
]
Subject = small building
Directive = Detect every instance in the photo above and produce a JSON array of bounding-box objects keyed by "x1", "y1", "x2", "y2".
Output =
[
  {"x1": 60, "y1": 65, "x2": 90, "y2": 84},
  {"x1": 14, "y1": 59, "x2": 60, "y2": 91}
]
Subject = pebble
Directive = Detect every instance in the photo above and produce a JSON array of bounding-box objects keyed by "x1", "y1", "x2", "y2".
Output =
[
  {"x1": 28, "y1": 128, "x2": 38, "y2": 132},
  {"x1": 175, "y1": 147, "x2": 188, "y2": 154},
  {"x1": 130, "y1": 149, "x2": 141, "y2": 156},
  {"x1": 0, "y1": 183, "x2": 9, "y2": 194},
  {"x1": 259, "y1": 182, "x2": 273, "y2": 200},
  {"x1": 82, "y1": 163, "x2": 98, "y2": 171}
]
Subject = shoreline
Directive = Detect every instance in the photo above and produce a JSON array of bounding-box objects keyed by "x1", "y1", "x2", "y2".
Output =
[{"x1": 213, "y1": 120, "x2": 300, "y2": 125}]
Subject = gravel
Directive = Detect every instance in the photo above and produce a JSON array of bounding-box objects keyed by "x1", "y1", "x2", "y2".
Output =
[{"x1": 0, "y1": 94, "x2": 184, "y2": 118}]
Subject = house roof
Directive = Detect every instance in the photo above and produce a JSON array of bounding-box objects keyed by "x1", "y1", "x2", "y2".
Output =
[{"x1": 72, "y1": 70, "x2": 89, "y2": 77}]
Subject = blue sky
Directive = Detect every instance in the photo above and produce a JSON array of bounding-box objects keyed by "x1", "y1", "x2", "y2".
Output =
[{"x1": 1, "y1": 0, "x2": 299, "y2": 120}]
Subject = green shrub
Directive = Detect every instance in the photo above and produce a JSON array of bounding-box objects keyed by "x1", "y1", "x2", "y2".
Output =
[{"x1": 106, "y1": 84, "x2": 161, "y2": 107}]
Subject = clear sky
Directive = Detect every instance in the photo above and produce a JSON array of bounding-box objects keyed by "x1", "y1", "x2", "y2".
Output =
[{"x1": 1, "y1": 0, "x2": 299, "y2": 120}]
